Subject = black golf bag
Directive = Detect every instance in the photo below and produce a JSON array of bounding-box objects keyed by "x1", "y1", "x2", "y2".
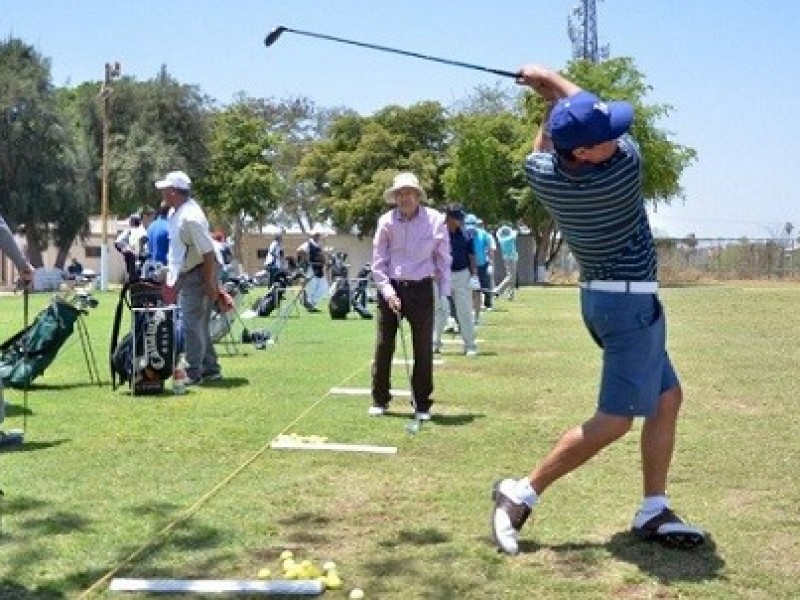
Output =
[
  {"x1": 351, "y1": 264, "x2": 373, "y2": 319},
  {"x1": 0, "y1": 298, "x2": 83, "y2": 389},
  {"x1": 110, "y1": 281, "x2": 176, "y2": 395},
  {"x1": 252, "y1": 270, "x2": 290, "y2": 317},
  {"x1": 327, "y1": 251, "x2": 350, "y2": 319},
  {"x1": 328, "y1": 279, "x2": 351, "y2": 319}
]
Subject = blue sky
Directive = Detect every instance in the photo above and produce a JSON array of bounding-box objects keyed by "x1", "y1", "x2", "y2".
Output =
[{"x1": 5, "y1": 0, "x2": 799, "y2": 239}]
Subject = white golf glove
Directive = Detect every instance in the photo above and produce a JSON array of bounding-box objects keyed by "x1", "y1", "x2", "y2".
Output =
[
  {"x1": 487, "y1": 265, "x2": 494, "y2": 276},
  {"x1": 469, "y1": 275, "x2": 480, "y2": 290}
]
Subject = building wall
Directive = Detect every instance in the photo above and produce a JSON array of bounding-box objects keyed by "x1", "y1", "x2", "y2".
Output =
[{"x1": 1, "y1": 223, "x2": 549, "y2": 289}]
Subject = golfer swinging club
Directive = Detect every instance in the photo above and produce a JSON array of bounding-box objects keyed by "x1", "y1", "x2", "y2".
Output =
[{"x1": 490, "y1": 66, "x2": 706, "y2": 554}]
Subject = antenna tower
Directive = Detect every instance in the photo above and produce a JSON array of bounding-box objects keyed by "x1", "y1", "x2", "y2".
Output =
[{"x1": 567, "y1": 0, "x2": 610, "y2": 62}]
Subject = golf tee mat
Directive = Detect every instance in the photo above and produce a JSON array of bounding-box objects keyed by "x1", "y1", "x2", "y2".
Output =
[
  {"x1": 109, "y1": 578, "x2": 323, "y2": 595},
  {"x1": 328, "y1": 387, "x2": 410, "y2": 397},
  {"x1": 271, "y1": 434, "x2": 397, "y2": 455}
]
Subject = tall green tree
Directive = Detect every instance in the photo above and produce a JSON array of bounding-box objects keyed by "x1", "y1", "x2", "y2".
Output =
[
  {"x1": 442, "y1": 111, "x2": 524, "y2": 225},
  {"x1": 298, "y1": 101, "x2": 449, "y2": 236},
  {"x1": 62, "y1": 67, "x2": 213, "y2": 217},
  {"x1": 195, "y1": 100, "x2": 280, "y2": 260},
  {"x1": 238, "y1": 95, "x2": 349, "y2": 232},
  {"x1": 0, "y1": 38, "x2": 93, "y2": 267}
]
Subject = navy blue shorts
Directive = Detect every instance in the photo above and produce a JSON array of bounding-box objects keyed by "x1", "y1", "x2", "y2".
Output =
[{"x1": 580, "y1": 289, "x2": 679, "y2": 417}]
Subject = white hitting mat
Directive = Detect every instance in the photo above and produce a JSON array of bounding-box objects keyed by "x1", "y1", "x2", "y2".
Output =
[{"x1": 109, "y1": 578, "x2": 323, "y2": 595}]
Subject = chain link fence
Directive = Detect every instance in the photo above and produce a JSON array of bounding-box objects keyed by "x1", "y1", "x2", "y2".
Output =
[{"x1": 547, "y1": 238, "x2": 800, "y2": 283}]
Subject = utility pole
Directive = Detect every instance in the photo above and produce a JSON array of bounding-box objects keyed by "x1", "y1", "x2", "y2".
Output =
[
  {"x1": 567, "y1": 0, "x2": 609, "y2": 63},
  {"x1": 99, "y1": 61, "x2": 121, "y2": 291}
]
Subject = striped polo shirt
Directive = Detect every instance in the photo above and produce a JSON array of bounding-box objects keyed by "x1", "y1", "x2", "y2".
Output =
[{"x1": 524, "y1": 135, "x2": 656, "y2": 281}]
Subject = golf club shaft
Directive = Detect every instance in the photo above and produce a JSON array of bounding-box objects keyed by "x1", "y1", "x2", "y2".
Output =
[
  {"x1": 396, "y1": 313, "x2": 416, "y2": 412},
  {"x1": 267, "y1": 27, "x2": 518, "y2": 79},
  {"x1": 22, "y1": 287, "x2": 29, "y2": 434}
]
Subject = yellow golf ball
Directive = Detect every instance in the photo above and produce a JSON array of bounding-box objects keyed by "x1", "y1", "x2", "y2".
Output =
[{"x1": 256, "y1": 568, "x2": 271, "y2": 580}]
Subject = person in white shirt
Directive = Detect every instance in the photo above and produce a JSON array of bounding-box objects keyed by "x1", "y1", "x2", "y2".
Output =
[
  {"x1": 157, "y1": 170, "x2": 226, "y2": 385},
  {"x1": 296, "y1": 230, "x2": 328, "y2": 312},
  {"x1": 114, "y1": 214, "x2": 147, "y2": 282},
  {"x1": 264, "y1": 231, "x2": 284, "y2": 286}
]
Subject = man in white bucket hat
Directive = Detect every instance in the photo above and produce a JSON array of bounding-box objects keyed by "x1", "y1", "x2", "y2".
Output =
[{"x1": 370, "y1": 172, "x2": 451, "y2": 420}]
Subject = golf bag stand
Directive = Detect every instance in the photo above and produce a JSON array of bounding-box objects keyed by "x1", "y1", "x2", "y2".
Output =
[{"x1": 268, "y1": 276, "x2": 307, "y2": 343}]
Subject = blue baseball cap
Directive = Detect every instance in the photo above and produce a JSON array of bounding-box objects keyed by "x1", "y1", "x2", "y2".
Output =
[
  {"x1": 464, "y1": 213, "x2": 478, "y2": 229},
  {"x1": 548, "y1": 91, "x2": 634, "y2": 151}
]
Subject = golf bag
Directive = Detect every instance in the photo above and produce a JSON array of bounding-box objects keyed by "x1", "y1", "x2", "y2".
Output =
[
  {"x1": 251, "y1": 271, "x2": 290, "y2": 318},
  {"x1": 351, "y1": 264, "x2": 373, "y2": 319},
  {"x1": 327, "y1": 251, "x2": 350, "y2": 320},
  {"x1": 110, "y1": 281, "x2": 176, "y2": 395},
  {"x1": 0, "y1": 298, "x2": 82, "y2": 388},
  {"x1": 328, "y1": 279, "x2": 351, "y2": 319}
]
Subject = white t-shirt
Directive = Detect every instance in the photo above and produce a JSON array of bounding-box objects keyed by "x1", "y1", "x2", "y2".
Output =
[{"x1": 166, "y1": 198, "x2": 215, "y2": 286}]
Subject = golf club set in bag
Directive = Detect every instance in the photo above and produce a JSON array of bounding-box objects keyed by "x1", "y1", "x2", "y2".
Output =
[
  {"x1": 327, "y1": 250, "x2": 373, "y2": 321},
  {"x1": 0, "y1": 283, "x2": 102, "y2": 447}
]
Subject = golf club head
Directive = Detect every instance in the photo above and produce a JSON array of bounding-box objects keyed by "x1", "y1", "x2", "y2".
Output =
[
  {"x1": 405, "y1": 418, "x2": 421, "y2": 435},
  {"x1": 264, "y1": 26, "x2": 288, "y2": 47}
]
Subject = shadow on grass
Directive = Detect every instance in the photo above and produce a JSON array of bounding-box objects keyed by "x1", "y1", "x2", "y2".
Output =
[
  {"x1": 0, "y1": 439, "x2": 70, "y2": 454},
  {"x1": 379, "y1": 412, "x2": 485, "y2": 428},
  {"x1": 200, "y1": 376, "x2": 249, "y2": 389},
  {"x1": 518, "y1": 531, "x2": 725, "y2": 584},
  {"x1": 20, "y1": 381, "x2": 104, "y2": 391},
  {"x1": 0, "y1": 580, "x2": 65, "y2": 599},
  {"x1": 605, "y1": 531, "x2": 725, "y2": 584},
  {"x1": 276, "y1": 511, "x2": 332, "y2": 545},
  {"x1": 379, "y1": 527, "x2": 450, "y2": 548}
]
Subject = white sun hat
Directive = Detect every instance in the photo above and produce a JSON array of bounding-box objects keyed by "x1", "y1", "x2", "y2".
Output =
[{"x1": 383, "y1": 172, "x2": 427, "y2": 204}]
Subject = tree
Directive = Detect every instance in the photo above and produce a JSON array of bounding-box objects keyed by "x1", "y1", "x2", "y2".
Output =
[
  {"x1": 195, "y1": 100, "x2": 280, "y2": 261},
  {"x1": 62, "y1": 67, "x2": 213, "y2": 217},
  {"x1": 442, "y1": 112, "x2": 523, "y2": 226},
  {"x1": 238, "y1": 95, "x2": 349, "y2": 232},
  {"x1": 298, "y1": 101, "x2": 450, "y2": 236},
  {"x1": 0, "y1": 38, "x2": 93, "y2": 267}
]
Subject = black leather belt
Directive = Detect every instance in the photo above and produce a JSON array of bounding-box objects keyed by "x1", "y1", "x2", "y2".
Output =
[{"x1": 391, "y1": 277, "x2": 433, "y2": 288}]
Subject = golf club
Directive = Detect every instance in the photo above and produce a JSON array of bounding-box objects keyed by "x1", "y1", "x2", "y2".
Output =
[
  {"x1": 264, "y1": 26, "x2": 519, "y2": 79},
  {"x1": 397, "y1": 313, "x2": 421, "y2": 435},
  {"x1": 22, "y1": 285, "x2": 29, "y2": 435}
]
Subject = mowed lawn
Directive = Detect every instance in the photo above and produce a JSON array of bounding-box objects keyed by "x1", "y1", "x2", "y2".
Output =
[{"x1": 0, "y1": 282, "x2": 798, "y2": 599}]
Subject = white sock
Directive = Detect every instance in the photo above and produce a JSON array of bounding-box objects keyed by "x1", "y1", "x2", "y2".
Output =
[
  {"x1": 640, "y1": 495, "x2": 669, "y2": 516},
  {"x1": 513, "y1": 478, "x2": 539, "y2": 508}
]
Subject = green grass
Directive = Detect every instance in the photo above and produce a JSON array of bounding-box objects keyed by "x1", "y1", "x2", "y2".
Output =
[{"x1": 1, "y1": 282, "x2": 798, "y2": 599}]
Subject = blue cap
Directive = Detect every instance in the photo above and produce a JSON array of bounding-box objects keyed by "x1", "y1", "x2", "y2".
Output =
[
  {"x1": 548, "y1": 91, "x2": 634, "y2": 151},
  {"x1": 464, "y1": 213, "x2": 478, "y2": 228}
]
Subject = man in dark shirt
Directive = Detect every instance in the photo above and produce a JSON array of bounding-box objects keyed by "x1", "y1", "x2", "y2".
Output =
[{"x1": 434, "y1": 204, "x2": 478, "y2": 356}]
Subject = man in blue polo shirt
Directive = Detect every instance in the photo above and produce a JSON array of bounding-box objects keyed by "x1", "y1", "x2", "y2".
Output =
[
  {"x1": 434, "y1": 204, "x2": 478, "y2": 356},
  {"x1": 490, "y1": 66, "x2": 705, "y2": 555}
]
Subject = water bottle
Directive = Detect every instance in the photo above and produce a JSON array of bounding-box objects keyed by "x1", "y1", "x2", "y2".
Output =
[{"x1": 173, "y1": 353, "x2": 188, "y2": 395}]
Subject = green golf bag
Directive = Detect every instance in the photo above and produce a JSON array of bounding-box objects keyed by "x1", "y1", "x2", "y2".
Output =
[{"x1": 0, "y1": 299, "x2": 82, "y2": 389}]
